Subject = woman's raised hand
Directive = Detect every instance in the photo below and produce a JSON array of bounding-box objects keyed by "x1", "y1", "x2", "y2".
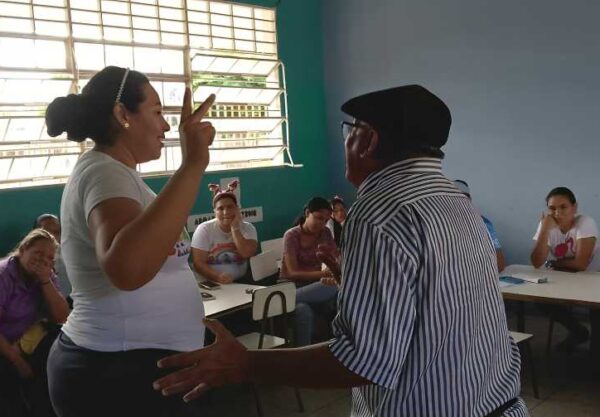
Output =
[{"x1": 179, "y1": 88, "x2": 216, "y2": 170}]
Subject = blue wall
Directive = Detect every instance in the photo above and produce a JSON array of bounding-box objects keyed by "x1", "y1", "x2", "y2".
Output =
[
  {"x1": 322, "y1": 0, "x2": 600, "y2": 264},
  {"x1": 0, "y1": 0, "x2": 328, "y2": 255}
]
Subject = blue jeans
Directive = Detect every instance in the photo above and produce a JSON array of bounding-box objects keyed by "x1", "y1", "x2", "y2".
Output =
[{"x1": 295, "y1": 282, "x2": 338, "y2": 346}]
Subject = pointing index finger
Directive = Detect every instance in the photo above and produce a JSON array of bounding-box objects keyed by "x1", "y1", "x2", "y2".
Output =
[{"x1": 189, "y1": 93, "x2": 216, "y2": 124}]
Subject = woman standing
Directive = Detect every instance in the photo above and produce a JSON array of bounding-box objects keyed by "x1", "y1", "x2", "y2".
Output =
[{"x1": 45, "y1": 66, "x2": 215, "y2": 417}]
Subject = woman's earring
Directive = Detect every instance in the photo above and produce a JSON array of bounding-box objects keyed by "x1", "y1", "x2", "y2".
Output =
[{"x1": 123, "y1": 122, "x2": 130, "y2": 129}]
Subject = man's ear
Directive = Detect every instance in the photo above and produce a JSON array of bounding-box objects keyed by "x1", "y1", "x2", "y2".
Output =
[
  {"x1": 112, "y1": 103, "x2": 129, "y2": 128},
  {"x1": 360, "y1": 130, "x2": 379, "y2": 158}
]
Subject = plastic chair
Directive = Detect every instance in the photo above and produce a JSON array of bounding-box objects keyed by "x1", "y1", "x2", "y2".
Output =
[
  {"x1": 260, "y1": 238, "x2": 284, "y2": 262},
  {"x1": 510, "y1": 331, "x2": 539, "y2": 398},
  {"x1": 236, "y1": 282, "x2": 304, "y2": 416},
  {"x1": 250, "y1": 250, "x2": 279, "y2": 283}
]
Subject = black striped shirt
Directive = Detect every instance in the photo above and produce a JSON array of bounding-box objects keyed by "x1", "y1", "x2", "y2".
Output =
[{"x1": 329, "y1": 158, "x2": 528, "y2": 417}]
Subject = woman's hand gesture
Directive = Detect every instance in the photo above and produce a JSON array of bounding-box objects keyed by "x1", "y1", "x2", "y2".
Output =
[{"x1": 179, "y1": 89, "x2": 216, "y2": 170}]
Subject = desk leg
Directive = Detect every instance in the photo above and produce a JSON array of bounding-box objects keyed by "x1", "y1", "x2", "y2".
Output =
[
  {"x1": 517, "y1": 301, "x2": 525, "y2": 332},
  {"x1": 591, "y1": 308, "x2": 600, "y2": 374}
]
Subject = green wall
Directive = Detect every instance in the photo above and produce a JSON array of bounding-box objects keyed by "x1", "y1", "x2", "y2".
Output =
[{"x1": 0, "y1": 0, "x2": 328, "y2": 255}]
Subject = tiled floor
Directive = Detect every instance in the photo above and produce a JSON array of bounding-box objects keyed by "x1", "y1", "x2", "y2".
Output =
[{"x1": 196, "y1": 312, "x2": 599, "y2": 416}]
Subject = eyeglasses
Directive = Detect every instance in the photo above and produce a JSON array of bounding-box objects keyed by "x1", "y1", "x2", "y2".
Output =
[{"x1": 340, "y1": 121, "x2": 360, "y2": 140}]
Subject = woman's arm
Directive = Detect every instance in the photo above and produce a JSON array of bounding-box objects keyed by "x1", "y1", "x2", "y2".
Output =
[
  {"x1": 191, "y1": 248, "x2": 232, "y2": 284},
  {"x1": 230, "y1": 210, "x2": 257, "y2": 259},
  {"x1": 531, "y1": 215, "x2": 555, "y2": 268},
  {"x1": 282, "y1": 249, "x2": 330, "y2": 283},
  {"x1": 89, "y1": 91, "x2": 216, "y2": 291},
  {"x1": 554, "y1": 237, "x2": 596, "y2": 272},
  {"x1": 32, "y1": 261, "x2": 69, "y2": 323}
]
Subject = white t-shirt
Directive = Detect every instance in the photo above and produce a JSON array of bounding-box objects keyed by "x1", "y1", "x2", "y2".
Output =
[
  {"x1": 191, "y1": 218, "x2": 257, "y2": 281},
  {"x1": 60, "y1": 150, "x2": 205, "y2": 352},
  {"x1": 533, "y1": 214, "x2": 600, "y2": 271}
]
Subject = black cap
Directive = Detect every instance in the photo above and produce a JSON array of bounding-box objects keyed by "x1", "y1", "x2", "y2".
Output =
[{"x1": 341, "y1": 85, "x2": 451, "y2": 149}]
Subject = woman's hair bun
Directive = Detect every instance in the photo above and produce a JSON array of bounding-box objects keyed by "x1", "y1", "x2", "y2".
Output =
[{"x1": 45, "y1": 94, "x2": 89, "y2": 142}]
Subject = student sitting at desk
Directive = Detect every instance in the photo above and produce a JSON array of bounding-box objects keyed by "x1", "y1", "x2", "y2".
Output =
[
  {"x1": 530, "y1": 186, "x2": 599, "y2": 352},
  {"x1": 191, "y1": 181, "x2": 258, "y2": 284},
  {"x1": 281, "y1": 197, "x2": 338, "y2": 345}
]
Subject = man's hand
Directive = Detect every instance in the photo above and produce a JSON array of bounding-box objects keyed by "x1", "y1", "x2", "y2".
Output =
[
  {"x1": 154, "y1": 319, "x2": 249, "y2": 402},
  {"x1": 316, "y1": 244, "x2": 341, "y2": 285}
]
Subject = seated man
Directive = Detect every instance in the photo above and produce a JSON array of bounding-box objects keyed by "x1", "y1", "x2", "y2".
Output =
[
  {"x1": 454, "y1": 180, "x2": 506, "y2": 271},
  {"x1": 191, "y1": 181, "x2": 258, "y2": 284}
]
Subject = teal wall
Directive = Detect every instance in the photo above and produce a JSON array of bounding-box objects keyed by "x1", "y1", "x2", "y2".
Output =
[{"x1": 0, "y1": 0, "x2": 328, "y2": 255}]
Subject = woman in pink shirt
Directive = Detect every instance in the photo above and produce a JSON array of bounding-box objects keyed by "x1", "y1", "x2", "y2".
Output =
[{"x1": 281, "y1": 197, "x2": 338, "y2": 345}]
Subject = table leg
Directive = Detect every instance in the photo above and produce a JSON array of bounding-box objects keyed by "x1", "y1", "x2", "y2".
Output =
[
  {"x1": 591, "y1": 308, "x2": 600, "y2": 374},
  {"x1": 517, "y1": 301, "x2": 525, "y2": 332}
]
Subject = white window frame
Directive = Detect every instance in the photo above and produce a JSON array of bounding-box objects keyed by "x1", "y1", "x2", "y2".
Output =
[{"x1": 0, "y1": 0, "x2": 295, "y2": 190}]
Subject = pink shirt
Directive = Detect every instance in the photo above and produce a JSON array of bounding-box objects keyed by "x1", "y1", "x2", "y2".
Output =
[{"x1": 280, "y1": 225, "x2": 335, "y2": 277}]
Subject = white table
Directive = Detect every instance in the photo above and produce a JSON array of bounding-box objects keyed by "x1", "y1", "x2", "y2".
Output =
[
  {"x1": 500, "y1": 264, "x2": 600, "y2": 368},
  {"x1": 500, "y1": 264, "x2": 600, "y2": 308},
  {"x1": 202, "y1": 283, "x2": 264, "y2": 318}
]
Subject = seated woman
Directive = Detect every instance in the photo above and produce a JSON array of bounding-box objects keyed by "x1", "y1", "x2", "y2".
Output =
[
  {"x1": 326, "y1": 195, "x2": 347, "y2": 247},
  {"x1": 191, "y1": 181, "x2": 258, "y2": 284},
  {"x1": 281, "y1": 197, "x2": 338, "y2": 345},
  {"x1": 33, "y1": 214, "x2": 71, "y2": 300},
  {"x1": 0, "y1": 229, "x2": 69, "y2": 417},
  {"x1": 530, "y1": 186, "x2": 599, "y2": 352}
]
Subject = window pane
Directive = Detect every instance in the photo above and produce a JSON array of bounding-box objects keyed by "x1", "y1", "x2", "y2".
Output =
[
  {"x1": 160, "y1": 19, "x2": 184, "y2": 33},
  {"x1": 161, "y1": 32, "x2": 185, "y2": 46},
  {"x1": 159, "y1": 7, "x2": 183, "y2": 21},
  {"x1": 209, "y1": 2, "x2": 230, "y2": 15},
  {"x1": 72, "y1": 24, "x2": 102, "y2": 40},
  {"x1": 188, "y1": 11, "x2": 208, "y2": 23},
  {"x1": 71, "y1": 10, "x2": 101, "y2": 24},
  {"x1": 1, "y1": 17, "x2": 33, "y2": 34},
  {"x1": 131, "y1": 4, "x2": 157, "y2": 17},
  {"x1": 35, "y1": 40, "x2": 66, "y2": 69},
  {"x1": 132, "y1": 16, "x2": 158, "y2": 30},
  {"x1": 160, "y1": 0, "x2": 183, "y2": 8},
  {"x1": 133, "y1": 47, "x2": 161, "y2": 73},
  {"x1": 187, "y1": 0, "x2": 207, "y2": 12},
  {"x1": 35, "y1": 21, "x2": 69, "y2": 36},
  {"x1": 4, "y1": 118, "x2": 44, "y2": 141},
  {"x1": 232, "y1": 5, "x2": 252, "y2": 18},
  {"x1": 102, "y1": 13, "x2": 131, "y2": 28},
  {"x1": 74, "y1": 43, "x2": 105, "y2": 70},
  {"x1": 233, "y1": 17, "x2": 253, "y2": 29},
  {"x1": 0, "y1": 38, "x2": 35, "y2": 68},
  {"x1": 104, "y1": 45, "x2": 133, "y2": 68},
  {"x1": 160, "y1": 49, "x2": 183, "y2": 74},
  {"x1": 70, "y1": 0, "x2": 100, "y2": 11},
  {"x1": 104, "y1": 26, "x2": 132, "y2": 41},
  {"x1": 8, "y1": 156, "x2": 48, "y2": 180},
  {"x1": 211, "y1": 14, "x2": 231, "y2": 27},
  {"x1": 133, "y1": 29, "x2": 159, "y2": 44},
  {"x1": 101, "y1": 0, "x2": 128, "y2": 14},
  {"x1": 162, "y1": 82, "x2": 184, "y2": 106},
  {"x1": 34, "y1": 6, "x2": 67, "y2": 21},
  {"x1": 0, "y1": 2, "x2": 31, "y2": 18},
  {"x1": 254, "y1": 9, "x2": 275, "y2": 21}
]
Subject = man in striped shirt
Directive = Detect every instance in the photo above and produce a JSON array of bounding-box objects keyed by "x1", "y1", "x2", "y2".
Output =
[{"x1": 154, "y1": 85, "x2": 529, "y2": 417}]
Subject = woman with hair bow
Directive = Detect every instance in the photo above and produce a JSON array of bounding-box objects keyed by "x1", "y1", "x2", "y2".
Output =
[{"x1": 191, "y1": 181, "x2": 258, "y2": 284}]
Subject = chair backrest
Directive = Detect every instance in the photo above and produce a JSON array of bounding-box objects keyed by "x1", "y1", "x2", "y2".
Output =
[
  {"x1": 250, "y1": 250, "x2": 279, "y2": 281},
  {"x1": 260, "y1": 238, "x2": 284, "y2": 260},
  {"x1": 251, "y1": 282, "x2": 296, "y2": 321}
]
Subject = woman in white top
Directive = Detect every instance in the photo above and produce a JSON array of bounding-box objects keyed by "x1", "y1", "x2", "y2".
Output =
[
  {"x1": 531, "y1": 186, "x2": 597, "y2": 352},
  {"x1": 191, "y1": 181, "x2": 258, "y2": 284},
  {"x1": 44, "y1": 66, "x2": 215, "y2": 417}
]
